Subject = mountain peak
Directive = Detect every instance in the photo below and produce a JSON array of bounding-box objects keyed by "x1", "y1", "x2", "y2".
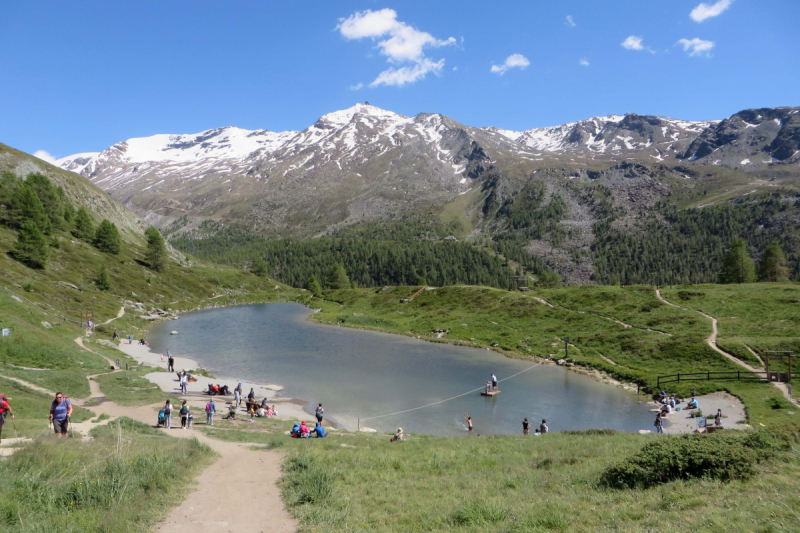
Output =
[{"x1": 318, "y1": 103, "x2": 407, "y2": 127}]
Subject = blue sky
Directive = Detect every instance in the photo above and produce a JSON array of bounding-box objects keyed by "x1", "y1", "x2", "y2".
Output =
[{"x1": 1, "y1": 0, "x2": 797, "y2": 159}]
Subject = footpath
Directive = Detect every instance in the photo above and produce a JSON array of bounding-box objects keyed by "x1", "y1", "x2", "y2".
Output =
[
  {"x1": 3, "y1": 307, "x2": 297, "y2": 533},
  {"x1": 655, "y1": 290, "x2": 796, "y2": 404}
]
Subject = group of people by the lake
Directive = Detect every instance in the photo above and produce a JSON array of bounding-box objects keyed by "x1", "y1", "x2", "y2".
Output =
[{"x1": 654, "y1": 389, "x2": 723, "y2": 433}]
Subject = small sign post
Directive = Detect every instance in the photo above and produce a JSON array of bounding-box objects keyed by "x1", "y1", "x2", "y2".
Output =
[
  {"x1": 697, "y1": 416, "x2": 707, "y2": 431},
  {"x1": 1, "y1": 328, "x2": 10, "y2": 340},
  {"x1": 564, "y1": 336, "x2": 570, "y2": 359}
]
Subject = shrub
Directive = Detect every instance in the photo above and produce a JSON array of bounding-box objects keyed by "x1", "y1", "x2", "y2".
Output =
[
  {"x1": 601, "y1": 433, "x2": 773, "y2": 489},
  {"x1": 767, "y1": 396, "x2": 793, "y2": 410}
]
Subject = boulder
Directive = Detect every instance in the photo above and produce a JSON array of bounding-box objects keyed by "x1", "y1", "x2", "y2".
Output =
[
  {"x1": 557, "y1": 359, "x2": 566, "y2": 366},
  {"x1": 40, "y1": 321, "x2": 52, "y2": 329}
]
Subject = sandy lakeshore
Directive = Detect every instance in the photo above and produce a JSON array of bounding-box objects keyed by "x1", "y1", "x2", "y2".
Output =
[{"x1": 115, "y1": 339, "x2": 312, "y2": 422}]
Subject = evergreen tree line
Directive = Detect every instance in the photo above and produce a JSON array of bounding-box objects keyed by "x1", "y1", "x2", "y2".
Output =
[
  {"x1": 591, "y1": 193, "x2": 800, "y2": 285},
  {"x1": 0, "y1": 171, "x2": 167, "y2": 276},
  {"x1": 171, "y1": 226, "x2": 517, "y2": 289}
]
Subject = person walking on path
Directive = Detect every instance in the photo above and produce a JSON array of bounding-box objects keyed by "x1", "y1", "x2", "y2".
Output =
[
  {"x1": 654, "y1": 413, "x2": 664, "y2": 434},
  {"x1": 180, "y1": 400, "x2": 189, "y2": 429},
  {"x1": 522, "y1": 418, "x2": 530, "y2": 436},
  {"x1": 234, "y1": 383, "x2": 242, "y2": 409},
  {"x1": 206, "y1": 398, "x2": 216, "y2": 426},
  {"x1": 539, "y1": 419, "x2": 548, "y2": 434},
  {"x1": 128, "y1": 334, "x2": 133, "y2": 345},
  {"x1": 0, "y1": 394, "x2": 13, "y2": 444},
  {"x1": 464, "y1": 413, "x2": 473, "y2": 433},
  {"x1": 163, "y1": 399, "x2": 173, "y2": 429},
  {"x1": 715, "y1": 409, "x2": 723, "y2": 426},
  {"x1": 315, "y1": 403, "x2": 324, "y2": 424},
  {"x1": 49, "y1": 392, "x2": 72, "y2": 438},
  {"x1": 180, "y1": 372, "x2": 188, "y2": 394},
  {"x1": 167, "y1": 350, "x2": 174, "y2": 372},
  {"x1": 491, "y1": 373, "x2": 498, "y2": 392}
]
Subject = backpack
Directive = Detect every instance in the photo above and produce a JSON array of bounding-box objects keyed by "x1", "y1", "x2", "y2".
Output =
[
  {"x1": 180, "y1": 406, "x2": 188, "y2": 416},
  {"x1": 205, "y1": 402, "x2": 211, "y2": 412}
]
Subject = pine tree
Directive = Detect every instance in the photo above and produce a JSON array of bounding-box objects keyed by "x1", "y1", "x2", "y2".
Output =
[
  {"x1": 60, "y1": 187, "x2": 74, "y2": 224},
  {"x1": 251, "y1": 257, "x2": 269, "y2": 277},
  {"x1": 13, "y1": 219, "x2": 49, "y2": 268},
  {"x1": 326, "y1": 263, "x2": 350, "y2": 289},
  {"x1": 9, "y1": 182, "x2": 51, "y2": 234},
  {"x1": 26, "y1": 174, "x2": 65, "y2": 230},
  {"x1": 0, "y1": 171, "x2": 21, "y2": 225},
  {"x1": 144, "y1": 226, "x2": 167, "y2": 271},
  {"x1": 758, "y1": 242, "x2": 789, "y2": 282},
  {"x1": 305, "y1": 274, "x2": 322, "y2": 296},
  {"x1": 719, "y1": 238, "x2": 756, "y2": 283},
  {"x1": 94, "y1": 219, "x2": 122, "y2": 254},
  {"x1": 73, "y1": 207, "x2": 94, "y2": 241},
  {"x1": 96, "y1": 265, "x2": 111, "y2": 291}
]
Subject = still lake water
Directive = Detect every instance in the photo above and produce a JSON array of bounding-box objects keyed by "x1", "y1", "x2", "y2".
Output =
[{"x1": 149, "y1": 303, "x2": 653, "y2": 436}]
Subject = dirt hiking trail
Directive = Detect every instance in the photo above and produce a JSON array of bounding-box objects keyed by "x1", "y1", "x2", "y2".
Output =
[
  {"x1": 655, "y1": 290, "x2": 796, "y2": 404},
  {"x1": 3, "y1": 316, "x2": 297, "y2": 533}
]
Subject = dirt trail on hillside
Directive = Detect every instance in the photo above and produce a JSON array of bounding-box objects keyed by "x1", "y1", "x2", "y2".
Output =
[
  {"x1": 3, "y1": 331, "x2": 298, "y2": 533},
  {"x1": 655, "y1": 290, "x2": 795, "y2": 404},
  {"x1": 536, "y1": 296, "x2": 671, "y2": 336}
]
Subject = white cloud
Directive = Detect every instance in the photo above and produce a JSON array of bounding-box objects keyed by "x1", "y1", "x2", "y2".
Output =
[
  {"x1": 370, "y1": 59, "x2": 445, "y2": 87},
  {"x1": 491, "y1": 53, "x2": 530, "y2": 75},
  {"x1": 565, "y1": 15, "x2": 576, "y2": 28},
  {"x1": 33, "y1": 150, "x2": 57, "y2": 164},
  {"x1": 579, "y1": 58, "x2": 590, "y2": 66},
  {"x1": 690, "y1": 0, "x2": 733, "y2": 22},
  {"x1": 452, "y1": 66, "x2": 458, "y2": 71},
  {"x1": 349, "y1": 82, "x2": 364, "y2": 91},
  {"x1": 677, "y1": 38, "x2": 715, "y2": 57},
  {"x1": 338, "y1": 8, "x2": 455, "y2": 87},
  {"x1": 621, "y1": 35, "x2": 644, "y2": 51}
]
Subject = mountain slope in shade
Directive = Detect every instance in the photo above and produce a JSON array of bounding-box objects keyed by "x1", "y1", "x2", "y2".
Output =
[{"x1": 680, "y1": 106, "x2": 800, "y2": 168}]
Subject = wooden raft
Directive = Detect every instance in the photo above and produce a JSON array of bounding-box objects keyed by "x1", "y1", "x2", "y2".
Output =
[{"x1": 481, "y1": 390, "x2": 501, "y2": 396}]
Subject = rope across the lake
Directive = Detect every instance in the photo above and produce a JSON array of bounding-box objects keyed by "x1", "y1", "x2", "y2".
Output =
[{"x1": 359, "y1": 362, "x2": 542, "y2": 422}]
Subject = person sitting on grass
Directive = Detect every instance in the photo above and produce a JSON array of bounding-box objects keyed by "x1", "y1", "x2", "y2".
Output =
[
  {"x1": 300, "y1": 420, "x2": 311, "y2": 437},
  {"x1": 226, "y1": 403, "x2": 237, "y2": 420},
  {"x1": 390, "y1": 427, "x2": 404, "y2": 442},
  {"x1": 291, "y1": 423, "x2": 300, "y2": 438},
  {"x1": 314, "y1": 421, "x2": 326, "y2": 438}
]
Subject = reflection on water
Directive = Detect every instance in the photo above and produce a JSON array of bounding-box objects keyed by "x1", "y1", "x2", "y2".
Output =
[{"x1": 149, "y1": 303, "x2": 652, "y2": 436}]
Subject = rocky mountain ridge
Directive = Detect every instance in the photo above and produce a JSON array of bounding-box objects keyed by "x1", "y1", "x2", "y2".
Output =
[{"x1": 56, "y1": 104, "x2": 799, "y2": 239}]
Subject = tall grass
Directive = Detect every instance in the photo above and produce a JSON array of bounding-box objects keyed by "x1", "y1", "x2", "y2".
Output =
[{"x1": 0, "y1": 418, "x2": 215, "y2": 532}]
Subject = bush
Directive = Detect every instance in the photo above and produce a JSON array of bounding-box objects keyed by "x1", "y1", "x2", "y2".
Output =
[
  {"x1": 767, "y1": 396, "x2": 793, "y2": 410},
  {"x1": 601, "y1": 433, "x2": 773, "y2": 489}
]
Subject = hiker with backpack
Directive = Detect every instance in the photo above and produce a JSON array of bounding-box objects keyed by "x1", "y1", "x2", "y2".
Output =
[
  {"x1": 0, "y1": 394, "x2": 13, "y2": 444},
  {"x1": 180, "y1": 400, "x2": 189, "y2": 429},
  {"x1": 206, "y1": 398, "x2": 216, "y2": 426},
  {"x1": 315, "y1": 403, "x2": 324, "y2": 424},
  {"x1": 163, "y1": 399, "x2": 173, "y2": 429},
  {"x1": 50, "y1": 392, "x2": 72, "y2": 437}
]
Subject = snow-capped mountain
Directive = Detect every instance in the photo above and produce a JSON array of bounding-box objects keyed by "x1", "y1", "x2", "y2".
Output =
[
  {"x1": 486, "y1": 113, "x2": 716, "y2": 162},
  {"x1": 56, "y1": 103, "x2": 795, "y2": 236}
]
